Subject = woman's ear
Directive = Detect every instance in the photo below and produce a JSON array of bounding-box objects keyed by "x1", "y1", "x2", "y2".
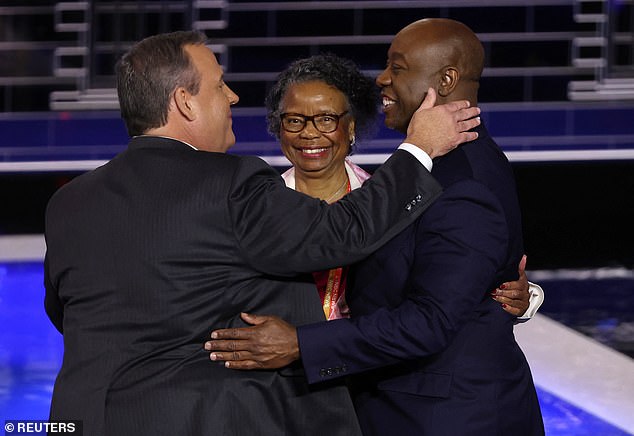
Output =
[
  {"x1": 173, "y1": 87, "x2": 196, "y2": 121},
  {"x1": 438, "y1": 67, "x2": 459, "y2": 97},
  {"x1": 347, "y1": 120, "x2": 356, "y2": 150}
]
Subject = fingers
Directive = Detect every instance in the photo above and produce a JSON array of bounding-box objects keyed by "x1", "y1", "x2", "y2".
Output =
[
  {"x1": 492, "y1": 288, "x2": 524, "y2": 300},
  {"x1": 518, "y1": 255, "x2": 527, "y2": 275},
  {"x1": 455, "y1": 130, "x2": 479, "y2": 145},
  {"x1": 404, "y1": 97, "x2": 481, "y2": 158},
  {"x1": 240, "y1": 312, "x2": 267, "y2": 325},
  {"x1": 210, "y1": 351, "x2": 241, "y2": 362},
  {"x1": 444, "y1": 98, "x2": 470, "y2": 110},
  {"x1": 211, "y1": 314, "x2": 276, "y2": 339},
  {"x1": 223, "y1": 360, "x2": 261, "y2": 370},
  {"x1": 497, "y1": 267, "x2": 530, "y2": 295},
  {"x1": 210, "y1": 351, "x2": 262, "y2": 370},
  {"x1": 444, "y1": 98, "x2": 471, "y2": 112},
  {"x1": 458, "y1": 113, "x2": 481, "y2": 131},
  {"x1": 209, "y1": 350, "x2": 256, "y2": 364},
  {"x1": 206, "y1": 339, "x2": 236, "y2": 351},
  {"x1": 449, "y1": 102, "x2": 480, "y2": 128},
  {"x1": 205, "y1": 340, "x2": 265, "y2": 368},
  {"x1": 205, "y1": 341, "x2": 294, "y2": 370},
  {"x1": 210, "y1": 326, "x2": 253, "y2": 340},
  {"x1": 444, "y1": 100, "x2": 481, "y2": 131},
  {"x1": 492, "y1": 288, "x2": 529, "y2": 316},
  {"x1": 418, "y1": 87, "x2": 437, "y2": 110},
  {"x1": 500, "y1": 303, "x2": 523, "y2": 317},
  {"x1": 206, "y1": 315, "x2": 300, "y2": 370}
]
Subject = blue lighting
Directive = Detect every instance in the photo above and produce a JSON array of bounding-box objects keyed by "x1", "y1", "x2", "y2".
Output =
[{"x1": 0, "y1": 262, "x2": 631, "y2": 434}]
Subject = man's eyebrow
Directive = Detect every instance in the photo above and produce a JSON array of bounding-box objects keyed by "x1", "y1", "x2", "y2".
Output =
[{"x1": 390, "y1": 51, "x2": 407, "y2": 62}]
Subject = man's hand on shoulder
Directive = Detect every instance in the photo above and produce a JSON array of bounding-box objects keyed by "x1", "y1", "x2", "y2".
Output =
[
  {"x1": 405, "y1": 88, "x2": 481, "y2": 159},
  {"x1": 205, "y1": 313, "x2": 300, "y2": 370}
]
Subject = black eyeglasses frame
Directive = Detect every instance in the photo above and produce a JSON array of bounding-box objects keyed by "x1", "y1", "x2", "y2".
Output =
[{"x1": 280, "y1": 111, "x2": 349, "y2": 133}]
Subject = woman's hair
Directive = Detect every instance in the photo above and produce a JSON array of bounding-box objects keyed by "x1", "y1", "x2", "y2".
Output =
[
  {"x1": 115, "y1": 31, "x2": 207, "y2": 137},
  {"x1": 265, "y1": 54, "x2": 379, "y2": 147}
]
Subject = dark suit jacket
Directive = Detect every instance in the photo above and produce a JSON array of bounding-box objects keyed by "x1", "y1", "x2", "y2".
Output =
[
  {"x1": 44, "y1": 136, "x2": 441, "y2": 436},
  {"x1": 297, "y1": 125, "x2": 544, "y2": 435}
]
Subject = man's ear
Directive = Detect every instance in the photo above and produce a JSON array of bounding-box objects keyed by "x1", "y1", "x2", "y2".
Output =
[
  {"x1": 173, "y1": 86, "x2": 196, "y2": 121},
  {"x1": 437, "y1": 67, "x2": 459, "y2": 97}
]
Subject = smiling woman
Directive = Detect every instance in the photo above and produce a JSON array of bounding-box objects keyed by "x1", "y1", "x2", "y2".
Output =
[
  {"x1": 279, "y1": 81, "x2": 356, "y2": 194},
  {"x1": 264, "y1": 54, "x2": 379, "y2": 319},
  {"x1": 266, "y1": 54, "x2": 379, "y2": 202}
]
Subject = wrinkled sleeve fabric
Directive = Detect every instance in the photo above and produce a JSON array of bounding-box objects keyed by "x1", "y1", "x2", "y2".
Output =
[
  {"x1": 229, "y1": 150, "x2": 442, "y2": 275},
  {"x1": 297, "y1": 179, "x2": 510, "y2": 384}
]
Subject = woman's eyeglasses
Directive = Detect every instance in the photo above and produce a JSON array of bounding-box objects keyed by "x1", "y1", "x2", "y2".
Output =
[{"x1": 280, "y1": 111, "x2": 349, "y2": 133}]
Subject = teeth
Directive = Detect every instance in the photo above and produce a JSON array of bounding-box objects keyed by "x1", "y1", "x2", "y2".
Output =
[
  {"x1": 303, "y1": 148, "x2": 327, "y2": 154},
  {"x1": 382, "y1": 97, "x2": 395, "y2": 108}
]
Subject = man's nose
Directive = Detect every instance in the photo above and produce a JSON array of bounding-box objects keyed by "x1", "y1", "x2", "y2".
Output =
[
  {"x1": 376, "y1": 69, "x2": 390, "y2": 87},
  {"x1": 226, "y1": 85, "x2": 239, "y2": 105}
]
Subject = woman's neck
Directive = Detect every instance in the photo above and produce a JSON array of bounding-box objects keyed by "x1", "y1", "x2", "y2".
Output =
[{"x1": 295, "y1": 164, "x2": 349, "y2": 204}]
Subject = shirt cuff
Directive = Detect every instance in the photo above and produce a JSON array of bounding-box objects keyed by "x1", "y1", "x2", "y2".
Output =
[
  {"x1": 517, "y1": 281, "x2": 545, "y2": 322},
  {"x1": 398, "y1": 143, "x2": 433, "y2": 172}
]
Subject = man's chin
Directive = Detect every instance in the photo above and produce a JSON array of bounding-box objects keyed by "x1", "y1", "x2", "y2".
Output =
[
  {"x1": 383, "y1": 114, "x2": 397, "y2": 131},
  {"x1": 384, "y1": 117, "x2": 408, "y2": 134},
  {"x1": 224, "y1": 133, "x2": 236, "y2": 152}
]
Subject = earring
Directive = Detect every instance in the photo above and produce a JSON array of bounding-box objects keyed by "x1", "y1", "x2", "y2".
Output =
[{"x1": 350, "y1": 135, "x2": 356, "y2": 148}]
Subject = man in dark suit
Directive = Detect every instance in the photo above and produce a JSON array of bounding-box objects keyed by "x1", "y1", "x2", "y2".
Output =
[
  {"x1": 44, "y1": 31, "x2": 480, "y2": 435},
  {"x1": 208, "y1": 19, "x2": 544, "y2": 435}
]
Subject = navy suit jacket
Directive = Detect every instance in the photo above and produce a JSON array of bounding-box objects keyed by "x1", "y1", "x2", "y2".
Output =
[
  {"x1": 297, "y1": 124, "x2": 544, "y2": 435},
  {"x1": 44, "y1": 137, "x2": 442, "y2": 436}
]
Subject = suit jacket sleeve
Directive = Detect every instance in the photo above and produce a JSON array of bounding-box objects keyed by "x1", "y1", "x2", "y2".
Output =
[
  {"x1": 44, "y1": 252, "x2": 64, "y2": 333},
  {"x1": 230, "y1": 150, "x2": 442, "y2": 275},
  {"x1": 297, "y1": 179, "x2": 512, "y2": 384}
]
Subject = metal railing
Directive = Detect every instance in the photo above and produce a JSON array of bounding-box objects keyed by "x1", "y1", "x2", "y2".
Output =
[
  {"x1": 1, "y1": 1, "x2": 633, "y2": 112},
  {"x1": 569, "y1": 0, "x2": 634, "y2": 100}
]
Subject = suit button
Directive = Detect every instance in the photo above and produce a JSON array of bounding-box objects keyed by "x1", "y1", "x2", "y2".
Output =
[
  {"x1": 319, "y1": 369, "x2": 327, "y2": 377},
  {"x1": 415, "y1": 194, "x2": 422, "y2": 202},
  {"x1": 326, "y1": 368, "x2": 333, "y2": 376},
  {"x1": 342, "y1": 364, "x2": 348, "y2": 373}
]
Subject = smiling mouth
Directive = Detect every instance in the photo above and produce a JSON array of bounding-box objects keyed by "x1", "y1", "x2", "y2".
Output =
[
  {"x1": 382, "y1": 96, "x2": 396, "y2": 111},
  {"x1": 300, "y1": 147, "x2": 329, "y2": 155}
]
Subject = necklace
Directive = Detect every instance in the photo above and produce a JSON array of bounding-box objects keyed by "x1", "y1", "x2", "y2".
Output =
[{"x1": 324, "y1": 177, "x2": 349, "y2": 203}]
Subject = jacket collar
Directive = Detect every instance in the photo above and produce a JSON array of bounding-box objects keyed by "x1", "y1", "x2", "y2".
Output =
[{"x1": 128, "y1": 135, "x2": 197, "y2": 151}]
